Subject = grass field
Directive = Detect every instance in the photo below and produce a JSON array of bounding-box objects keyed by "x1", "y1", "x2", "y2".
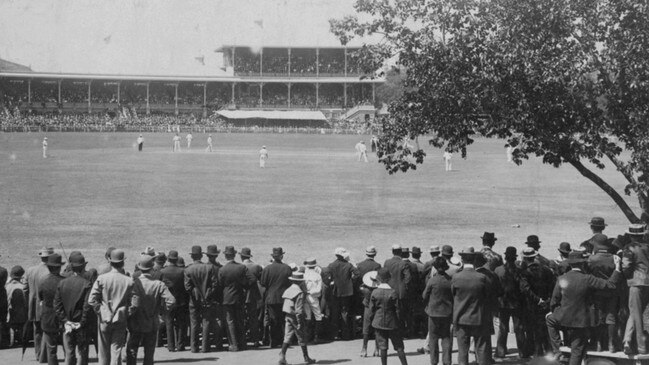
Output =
[{"x1": 0, "y1": 131, "x2": 640, "y2": 270}]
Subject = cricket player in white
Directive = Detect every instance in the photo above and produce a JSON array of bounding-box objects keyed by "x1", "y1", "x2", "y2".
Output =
[
  {"x1": 506, "y1": 146, "x2": 514, "y2": 163},
  {"x1": 358, "y1": 141, "x2": 368, "y2": 162},
  {"x1": 206, "y1": 134, "x2": 213, "y2": 152},
  {"x1": 137, "y1": 135, "x2": 144, "y2": 151},
  {"x1": 172, "y1": 133, "x2": 181, "y2": 152},
  {"x1": 443, "y1": 150, "x2": 453, "y2": 171},
  {"x1": 42, "y1": 137, "x2": 48, "y2": 158},
  {"x1": 259, "y1": 146, "x2": 268, "y2": 168},
  {"x1": 186, "y1": 133, "x2": 193, "y2": 149},
  {"x1": 355, "y1": 141, "x2": 362, "y2": 161}
]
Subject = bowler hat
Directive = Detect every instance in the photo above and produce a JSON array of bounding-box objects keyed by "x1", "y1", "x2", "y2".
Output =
[
  {"x1": 365, "y1": 246, "x2": 377, "y2": 256},
  {"x1": 305, "y1": 258, "x2": 317, "y2": 268},
  {"x1": 525, "y1": 235, "x2": 541, "y2": 249},
  {"x1": 558, "y1": 242, "x2": 571, "y2": 254},
  {"x1": 504, "y1": 246, "x2": 517, "y2": 258},
  {"x1": 168, "y1": 250, "x2": 179, "y2": 261},
  {"x1": 566, "y1": 250, "x2": 587, "y2": 264},
  {"x1": 429, "y1": 245, "x2": 441, "y2": 254},
  {"x1": 46, "y1": 253, "x2": 65, "y2": 267},
  {"x1": 68, "y1": 251, "x2": 86, "y2": 267},
  {"x1": 240, "y1": 247, "x2": 252, "y2": 257},
  {"x1": 591, "y1": 234, "x2": 611, "y2": 252},
  {"x1": 272, "y1": 247, "x2": 286, "y2": 256},
  {"x1": 589, "y1": 217, "x2": 608, "y2": 227},
  {"x1": 177, "y1": 257, "x2": 186, "y2": 268},
  {"x1": 141, "y1": 246, "x2": 156, "y2": 256},
  {"x1": 362, "y1": 271, "x2": 379, "y2": 288},
  {"x1": 627, "y1": 223, "x2": 648, "y2": 236},
  {"x1": 104, "y1": 247, "x2": 116, "y2": 259},
  {"x1": 38, "y1": 247, "x2": 54, "y2": 257},
  {"x1": 190, "y1": 245, "x2": 203, "y2": 256},
  {"x1": 521, "y1": 247, "x2": 538, "y2": 258},
  {"x1": 206, "y1": 245, "x2": 220, "y2": 256},
  {"x1": 223, "y1": 246, "x2": 237, "y2": 256},
  {"x1": 110, "y1": 249, "x2": 125, "y2": 263},
  {"x1": 137, "y1": 256, "x2": 155, "y2": 271},
  {"x1": 481, "y1": 232, "x2": 497, "y2": 244},
  {"x1": 412, "y1": 247, "x2": 422, "y2": 255},
  {"x1": 10, "y1": 265, "x2": 24, "y2": 280},
  {"x1": 441, "y1": 245, "x2": 454, "y2": 256},
  {"x1": 289, "y1": 271, "x2": 304, "y2": 281}
]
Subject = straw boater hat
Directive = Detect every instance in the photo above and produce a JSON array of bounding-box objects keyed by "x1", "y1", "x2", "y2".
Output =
[
  {"x1": 627, "y1": 223, "x2": 648, "y2": 236},
  {"x1": 521, "y1": 247, "x2": 538, "y2": 258},
  {"x1": 429, "y1": 245, "x2": 441, "y2": 254},
  {"x1": 365, "y1": 246, "x2": 377, "y2": 256},
  {"x1": 38, "y1": 247, "x2": 54, "y2": 257},
  {"x1": 362, "y1": 271, "x2": 379, "y2": 289},
  {"x1": 289, "y1": 272, "x2": 304, "y2": 281},
  {"x1": 305, "y1": 258, "x2": 317, "y2": 268}
]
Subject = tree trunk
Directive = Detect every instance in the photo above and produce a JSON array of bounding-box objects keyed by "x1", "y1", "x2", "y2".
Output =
[{"x1": 569, "y1": 159, "x2": 641, "y2": 223}]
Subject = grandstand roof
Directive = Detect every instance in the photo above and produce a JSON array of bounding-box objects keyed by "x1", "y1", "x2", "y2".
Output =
[
  {"x1": 217, "y1": 110, "x2": 327, "y2": 121},
  {"x1": 0, "y1": 58, "x2": 31, "y2": 72}
]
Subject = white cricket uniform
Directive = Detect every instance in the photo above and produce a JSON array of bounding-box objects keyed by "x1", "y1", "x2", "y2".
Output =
[
  {"x1": 137, "y1": 136, "x2": 144, "y2": 151},
  {"x1": 359, "y1": 143, "x2": 368, "y2": 162},
  {"x1": 506, "y1": 146, "x2": 514, "y2": 163},
  {"x1": 42, "y1": 139, "x2": 48, "y2": 158},
  {"x1": 206, "y1": 136, "x2": 213, "y2": 152},
  {"x1": 304, "y1": 267, "x2": 323, "y2": 321},
  {"x1": 172, "y1": 136, "x2": 181, "y2": 152},
  {"x1": 259, "y1": 148, "x2": 268, "y2": 168},
  {"x1": 355, "y1": 142, "x2": 362, "y2": 161},
  {"x1": 186, "y1": 134, "x2": 193, "y2": 149},
  {"x1": 443, "y1": 151, "x2": 453, "y2": 171}
]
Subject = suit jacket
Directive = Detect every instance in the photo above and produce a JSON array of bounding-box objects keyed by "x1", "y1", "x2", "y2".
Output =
[
  {"x1": 370, "y1": 284, "x2": 400, "y2": 330},
  {"x1": 327, "y1": 257, "x2": 359, "y2": 297},
  {"x1": 423, "y1": 272, "x2": 453, "y2": 318},
  {"x1": 550, "y1": 257, "x2": 571, "y2": 277},
  {"x1": 521, "y1": 261, "x2": 555, "y2": 312},
  {"x1": 404, "y1": 259, "x2": 421, "y2": 299},
  {"x1": 184, "y1": 261, "x2": 219, "y2": 307},
  {"x1": 0, "y1": 265, "x2": 6, "y2": 320},
  {"x1": 357, "y1": 258, "x2": 381, "y2": 278},
  {"x1": 480, "y1": 247, "x2": 503, "y2": 272},
  {"x1": 54, "y1": 274, "x2": 92, "y2": 327},
  {"x1": 129, "y1": 273, "x2": 175, "y2": 333},
  {"x1": 451, "y1": 266, "x2": 488, "y2": 326},
  {"x1": 622, "y1": 241, "x2": 649, "y2": 287},
  {"x1": 6, "y1": 279, "x2": 27, "y2": 324},
  {"x1": 160, "y1": 263, "x2": 188, "y2": 306},
  {"x1": 260, "y1": 261, "x2": 292, "y2": 305},
  {"x1": 243, "y1": 260, "x2": 263, "y2": 306},
  {"x1": 495, "y1": 262, "x2": 525, "y2": 310},
  {"x1": 219, "y1": 260, "x2": 253, "y2": 305},
  {"x1": 25, "y1": 263, "x2": 50, "y2": 321},
  {"x1": 383, "y1": 256, "x2": 411, "y2": 299},
  {"x1": 39, "y1": 273, "x2": 65, "y2": 333},
  {"x1": 550, "y1": 269, "x2": 620, "y2": 328},
  {"x1": 88, "y1": 268, "x2": 134, "y2": 324}
]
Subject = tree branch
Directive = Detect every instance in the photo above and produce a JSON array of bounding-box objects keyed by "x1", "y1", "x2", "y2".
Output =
[
  {"x1": 604, "y1": 152, "x2": 648, "y2": 201},
  {"x1": 569, "y1": 159, "x2": 641, "y2": 223}
]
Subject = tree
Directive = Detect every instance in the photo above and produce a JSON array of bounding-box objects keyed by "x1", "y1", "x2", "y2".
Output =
[{"x1": 330, "y1": 0, "x2": 649, "y2": 223}]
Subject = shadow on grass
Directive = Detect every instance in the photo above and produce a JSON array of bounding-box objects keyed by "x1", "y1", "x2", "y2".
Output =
[
  {"x1": 155, "y1": 357, "x2": 219, "y2": 363},
  {"x1": 315, "y1": 359, "x2": 352, "y2": 364}
]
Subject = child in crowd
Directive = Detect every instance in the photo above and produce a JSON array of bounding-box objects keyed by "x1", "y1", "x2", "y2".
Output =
[
  {"x1": 370, "y1": 268, "x2": 408, "y2": 365},
  {"x1": 279, "y1": 271, "x2": 316, "y2": 365},
  {"x1": 360, "y1": 270, "x2": 380, "y2": 357}
]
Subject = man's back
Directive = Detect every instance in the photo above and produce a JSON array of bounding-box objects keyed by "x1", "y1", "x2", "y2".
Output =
[
  {"x1": 160, "y1": 264, "x2": 187, "y2": 305},
  {"x1": 328, "y1": 258, "x2": 357, "y2": 297},
  {"x1": 39, "y1": 273, "x2": 64, "y2": 332},
  {"x1": 26, "y1": 263, "x2": 50, "y2": 321},
  {"x1": 219, "y1": 261, "x2": 250, "y2": 305},
  {"x1": 89, "y1": 270, "x2": 134, "y2": 324},
  {"x1": 56, "y1": 274, "x2": 92, "y2": 324},
  {"x1": 243, "y1": 261, "x2": 263, "y2": 304},
  {"x1": 383, "y1": 256, "x2": 410, "y2": 299},
  {"x1": 184, "y1": 262, "x2": 218, "y2": 305},
  {"x1": 130, "y1": 274, "x2": 175, "y2": 332},
  {"x1": 357, "y1": 258, "x2": 381, "y2": 278},
  {"x1": 260, "y1": 261, "x2": 292, "y2": 305},
  {"x1": 451, "y1": 267, "x2": 487, "y2": 326}
]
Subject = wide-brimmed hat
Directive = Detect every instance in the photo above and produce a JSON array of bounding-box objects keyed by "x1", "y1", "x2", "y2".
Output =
[
  {"x1": 365, "y1": 246, "x2": 377, "y2": 256},
  {"x1": 46, "y1": 253, "x2": 65, "y2": 267},
  {"x1": 589, "y1": 217, "x2": 608, "y2": 227},
  {"x1": 137, "y1": 256, "x2": 155, "y2": 271},
  {"x1": 141, "y1": 246, "x2": 156, "y2": 256},
  {"x1": 104, "y1": 246, "x2": 116, "y2": 259},
  {"x1": 38, "y1": 247, "x2": 54, "y2": 257},
  {"x1": 525, "y1": 235, "x2": 541, "y2": 248},
  {"x1": 168, "y1": 250, "x2": 179, "y2": 261},
  {"x1": 289, "y1": 272, "x2": 304, "y2": 281},
  {"x1": 481, "y1": 232, "x2": 497, "y2": 244},
  {"x1": 567, "y1": 250, "x2": 587, "y2": 264},
  {"x1": 240, "y1": 247, "x2": 253, "y2": 258},
  {"x1": 110, "y1": 249, "x2": 125, "y2": 263},
  {"x1": 223, "y1": 246, "x2": 237, "y2": 256},
  {"x1": 10, "y1": 265, "x2": 25, "y2": 279},
  {"x1": 521, "y1": 247, "x2": 538, "y2": 258},
  {"x1": 429, "y1": 245, "x2": 441, "y2": 254},
  {"x1": 305, "y1": 258, "x2": 317, "y2": 268},
  {"x1": 68, "y1": 251, "x2": 86, "y2": 267},
  {"x1": 459, "y1": 247, "x2": 476, "y2": 257},
  {"x1": 627, "y1": 224, "x2": 648, "y2": 236},
  {"x1": 206, "y1": 245, "x2": 220, "y2": 256},
  {"x1": 558, "y1": 242, "x2": 571, "y2": 254},
  {"x1": 272, "y1": 247, "x2": 286, "y2": 257},
  {"x1": 441, "y1": 245, "x2": 453, "y2": 256},
  {"x1": 190, "y1": 245, "x2": 203, "y2": 256},
  {"x1": 412, "y1": 247, "x2": 422, "y2": 255},
  {"x1": 504, "y1": 246, "x2": 517, "y2": 258},
  {"x1": 362, "y1": 271, "x2": 379, "y2": 288}
]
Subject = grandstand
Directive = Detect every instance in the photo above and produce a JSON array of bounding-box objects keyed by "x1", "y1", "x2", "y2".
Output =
[{"x1": 0, "y1": 46, "x2": 382, "y2": 128}]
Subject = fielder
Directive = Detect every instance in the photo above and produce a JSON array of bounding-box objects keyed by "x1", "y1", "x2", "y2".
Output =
[
  {"x1": 358, "y1": 141, "x2": 368, "y2": 162},
  {"x1": 186, "y1": 133, "x2": 193, "y2": 149},
  {"x1": 443, "y1": 150, "x2": 452, "y2": 171},
  {"x1": 42, "y1": 137, "x2": 48, "y2": 158},
  {"x1": 206, "y1": 134, "x2": 213, "y2": 152},
  {"x1": 172, "y1": 133, "x2": 181, "y2": 152},
  {"x1": 137, "y1": 135, "x2": 144, "y2": 152},
  {"x1": 259, "y1": 146, "x2": 268, "y2": 168}
]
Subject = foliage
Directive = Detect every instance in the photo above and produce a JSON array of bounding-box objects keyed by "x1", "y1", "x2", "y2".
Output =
[{"x1": 331, "y1": 0, "x2": 649, "y2": 223}]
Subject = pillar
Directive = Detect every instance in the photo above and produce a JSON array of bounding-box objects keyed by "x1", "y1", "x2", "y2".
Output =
[
  {"x1": 315, "y1": 83, "x2": 319, "y2": 108},
  {"x1": 344, "y1": 48, "x2": 348, "y2": 78},
  {"x1": 372, "y1": 83, "x2": 376, "y2": 104},
  {"x1": 287, "y1": 83, "x2": 291, "y2": 108},
  {"x1": 57, "y1": 80, "x2": 62, "y2": 104},
  {"x1": 174, "y1": 83, "x2": 179, "y2": 116},
  {"x1": 288, "y1": 48, "x2": 291, "y2": 77},
  {"x1": 343, "y1": 83, "x2": 347, "y2": 108},
  {"x1": 27, "y1": 79, "x2": 31, "y2": 104},
  {"x1": 203, "y1": 82, "x2": 207, "y2": 118},
  {"x1": 146, "y1": 82, "x2": 150, "y2": 115},
  {"x1": 232, "y1": 46, "x2": 236, "y2": 71},
  {"x1": 231, "y1": 82, "x2": 236, "y2": 104},
  {"x1": 117, "y1": 82, "x2": 121, "y2": 104},
  {"x1": 316, "y1": 48, "x2": 319, "y2": 77},
  {"x1": 259, "y1": 83, "x2": 263, "y2": 108},
  {"x1": 87, "y1": 81, "x2": 92, "y2": 114}
]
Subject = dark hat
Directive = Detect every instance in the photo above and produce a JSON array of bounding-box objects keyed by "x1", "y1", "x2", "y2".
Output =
[
  {"x1": 168, "y1": 250, "x2": 179, "y2": 261},
  {"x1": 521, "y1": 247, "x2": 538, "y2": 258},
  {"x1": 155, "y1": 252, "x2": 167, "y2": 263},
  {"x1": 411, "y1": 247, "x2": 422, "y2": 255},
  {"x1": 304, "y1": 258, "x2": 317, "y2": 268},
  {"x1": 566, "y1": 250, "x2": 587, "y2": 264},
  {"x1": 504, "y1": 246, "x2": 517, "y2": 258},
  {"x1": 38, "y1": 247, "x2": 54, "y2": 257},
  {"x1": 558, "y1": 242, "x2": 571, "y2": 254},
  {"x1": 10, "y1": 265, "x2": 24, "y2": 279},
  {"x1": 589, "y1": 217, "x2": 607, "y2": 227},
  {"x1": 104, "y1": 246, "x2": 116, "y2": 259},
  {"x1": 432, "y1": 256, "x2": 449, "y2": 271},
  {"x1": 612, "y1": 234, "x2": 631, "y2": 251},
  {"x1": 441, "y1": 245, "x2": 454, "y2": 256},
  {"x1": 627, "y1": 224, "x2": 648, "y2": 236},
  {"x1": 177, "y1": 257, "x2": 186, "y2": 268},
  {"x1": 429, "y1": 245, "x2": 441, "y2": 254},
  {"x1": 137, "y1": 255, "x2": 155, "y2": 271},
  {"x1": 289, "y1": 272, "x2": 304, "y2": 281},
  {"x1": 46, "y1": 253, "x2": 65, "y2": 267},
  {"x1": 68, "y1": 251, "x2": 86, "y2": 267},
  {"x1": 525, "y1": 235, "x2": 541, "y2": 248},
  {"x1": 110, "y1": 249, "x2": 125, "y2": 263},
  {"x1": 481, "y1": 232, "x2": 497, "y2": 243},
  {"x1": 206, "y1": 245, "x2": 220, "y2": 256},
  {"x1": 223, "y1": 246, "x2": 237, "y2": 256},
  {"x1": 190, "y1": 245, "x2": 203, "y2": 256},
  {"x1": 591, "y1": 234, "x2": 610, "y2": 251},
  {"x1": 272, "y1": 247, "x2": 285, "y2": 257},
  {"x1": 240, "y1": 247, "x2": 252, "y2": 258},
  {"x1": 377, "y1": 267, "x2": 391, "y2": 282}
]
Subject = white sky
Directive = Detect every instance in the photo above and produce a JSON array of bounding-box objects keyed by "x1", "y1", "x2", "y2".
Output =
[{"x1": 0, "y1": 0, "x2": 368, "y2": 75}]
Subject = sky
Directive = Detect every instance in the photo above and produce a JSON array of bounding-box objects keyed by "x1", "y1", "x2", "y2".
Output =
[{"x1": 0, "y1": 0, "x2": 368, "y2": 76}]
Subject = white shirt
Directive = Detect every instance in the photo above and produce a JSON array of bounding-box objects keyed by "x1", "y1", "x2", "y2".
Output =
[
  {"x1": 359, "y1": 143, "x2": 367, "y2": 153},
  {"x1": 355, "y1": 142, "x2": 362, "y2": 152},
  {"x1": 137, "y1": 137, "x2": 143, "y2": 144},
  {"x1": 304, "y1": 268, "x2": 322, "y2": 296},
  {"x1": 207, "y1": 136, "x2": 213, "y2": 144},
  {"x1": 186, "y1": 134, "x2": 192, "y2": 141},
  {"x1": 259, "y1": 148, "x2": 268, "y2": 158},
  {"x1": 173, "y1": 136, "x2": 180, "y2": 142},
  {"x1": 42, "y1": 140, "x2": 48, "y2": 147},
  {"x1": 443, "y1": 152, "x2": 452, "y2": 160}
]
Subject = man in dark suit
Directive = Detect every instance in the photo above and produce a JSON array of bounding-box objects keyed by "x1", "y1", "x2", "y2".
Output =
[
  {"x1": 54, "y1": 252, "x2": 93, "y2": 365},
  {"x1": 24, "y1": 247, "x2": 54, "y2": 363},
  {"x1": 550, "y1": 242, "x2": 572, "y2": 277},
  {"x1": 383, "y1": 244, "x2": 411, "y2": 333},
  {"x1": 422, "y1": 246, "x2": 441, "y2": 280},
  {"x1": 547, "y1": 250, "x2": 621, "y2": 365},
  {"x1": 184, "y1": 245, "x2": 220, "y2": 353},
  {"x1": 327, "y1": 247, "x2": 359, "y2": 340},
  {"x1": 205, "y1": 244, "x2": 225, "y2": 347},
  {"x1": 219, "y1": 246, "x2": 254, "y2": 351},
  {"x1": 581, "y1": 217, "x2": 608, "y2": 254},
  {"x1": 441, "y1": 245, "x2": 461, "y2": 276},
  {"x1": 260, "y1": 247, "x2": 292, "y2": 348},
  {"x1": 0, "y1": 255, "x2": 7, "y2": 349},
  {"x1": 39, "y1": 253, "x2": 66, "y2": 365},
  {"x1": 402, "y1": 247, "x2": 422, "y2": 338},
  {"x1": 423, "y1": 257, "x2": 453, "y2": 365},
  {"x1": 357, "y1": 246, "x2": 381, "y2": 279},
  {"x1": 451, "y1": 247, "x2": 490, "y2": 365},
  {"x1": 525, "y1": 235, "x2": 552, "y2": 267},
  {"x1": 475, "y1": 251, "x2": 502, "y2": 364},
  {"x1": 480, "y1": 232, "x2": 503, "y2": 272},
  {"x1": 494, "y1": 247, "x2": 528, "y2": 359},
  {"x1": 240, "y1": 247, "x2": 263, "y2": 347},
  {"x1": 520, "y1": 247, "x2": 555, "y2": 356},
  {"x1": 159, "y1": 250, "x2": 188, "y2": 352}
]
